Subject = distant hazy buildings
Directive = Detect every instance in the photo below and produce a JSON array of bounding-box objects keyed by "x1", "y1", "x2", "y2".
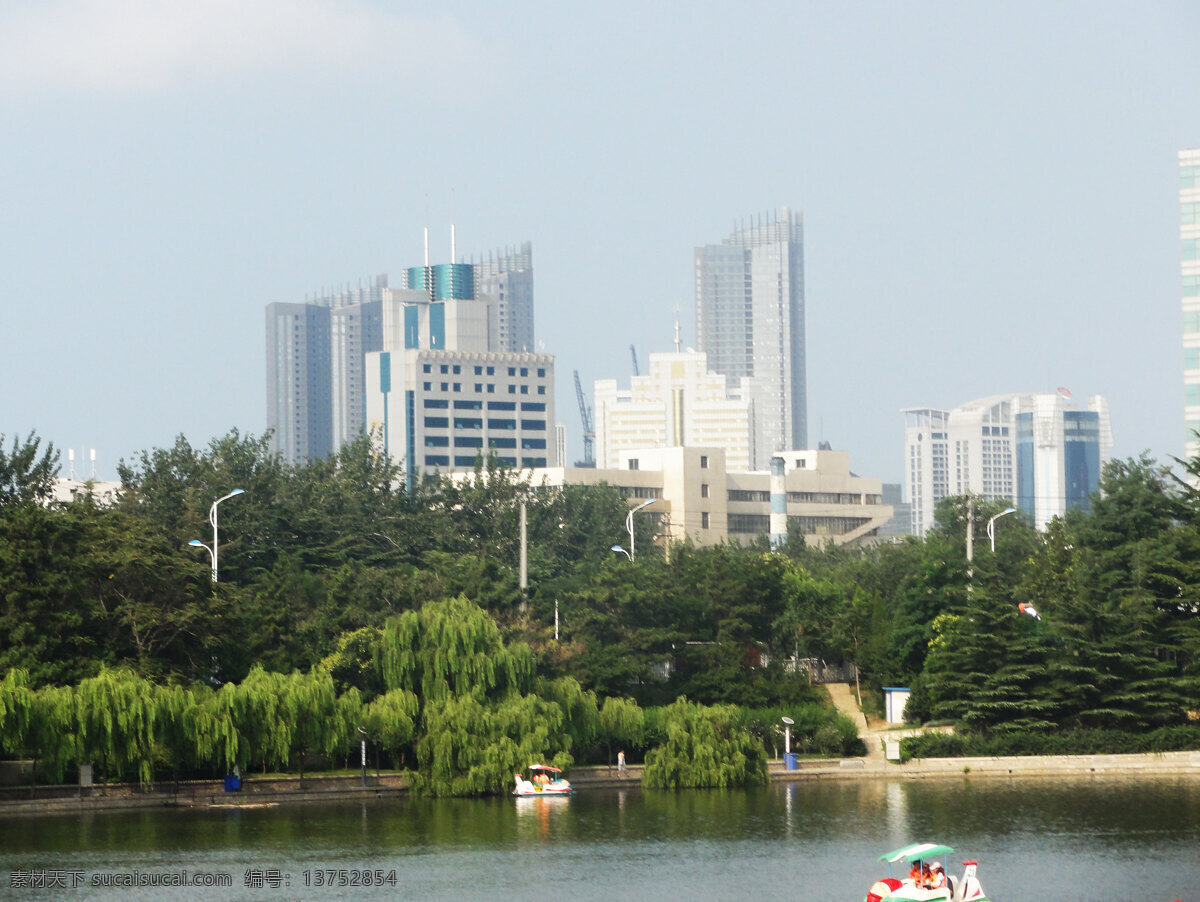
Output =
[
  {"x1": 904, "y1": 391, "x2": 1113, "y2": 535},
  {"x1": 593, "y1": 349, "x2": 752, "y2": 471},
  {"x1": 1182, "y1": 149, "x2": 1200, "y2": 462},
  {"x1": 266, "y1": 277, "x2": 386, "y2": 466},
  {"x1": 364, "y1": 257, "x2": 556, "y2": 488},
  {"x1": 472, "y1": 242, "x2": 535, "y2": 353},
  {"x1": 695, "y1": 208, "x2": 806, "y2": 468},
  {"x1": 531, "y1": 446, "x2": 890, "y2": 549}
]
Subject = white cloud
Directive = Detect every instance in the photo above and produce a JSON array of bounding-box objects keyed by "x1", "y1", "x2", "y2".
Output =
[{"x1": 0, "y1": 0, "x2": 489, "y2": 97}]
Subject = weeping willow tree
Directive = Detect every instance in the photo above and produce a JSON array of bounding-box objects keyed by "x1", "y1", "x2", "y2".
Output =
[
  {"x1": 536, "y1": 676, "x2": 600, "y2": 752},
  {"x1": 378, "y1": 595, "x2": 535, "y2": 702},
  {"x1": 598, "y1": 695, "x2": 644, "y2": 769},
  {"x1": 413, "y1": 691, "x2": 573, "y2": 797},
  {"x1": 193, "y1": 683, "x2": 241, "y2": 773},
  {"x1": 284, "y1": 667, "x2": 339, "y2": 784},
  {"x1": 75, "y1": 668, "x2": 159, "y2": 786},
  {"x1": 642, "y1": 697, "x2": 768, "y2": 789},
  {"x1": 361, "y1": 688, "x2": 418, "y2": 768},
  {"x1": 0, "y1": 669, "x2": 34, "y2": 758},
  {"x1": 29, "y1": 684, "x2": 79, "y2": 784},
  {"x1": 232, "y1": 666, "x2": 292, "y2": 774}
]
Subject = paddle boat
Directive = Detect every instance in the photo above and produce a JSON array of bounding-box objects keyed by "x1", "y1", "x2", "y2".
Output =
[
  {"x1": 865, "y1": 842, "x2": 989, "y2": 902},
  {"x1": 512, "y1": 764, "x2": 573, "y2": 797}
]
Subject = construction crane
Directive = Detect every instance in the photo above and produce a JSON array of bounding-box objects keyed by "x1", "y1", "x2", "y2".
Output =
[
  {"x1": 573, "y1": 370, "x2": 595, "y2": 466},
  {"x1": 630, "y1": 344, "x2": 640, "y2": 377}
]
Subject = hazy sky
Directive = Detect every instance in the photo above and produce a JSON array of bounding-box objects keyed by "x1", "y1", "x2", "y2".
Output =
[{"x1": 3, "y1": 1, "x2": 1198, "y2": 485}]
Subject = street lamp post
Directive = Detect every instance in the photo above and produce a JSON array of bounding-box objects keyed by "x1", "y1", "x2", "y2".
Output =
[
  {"x1": 189, "y1": 488, "x2": 245, "y2": 582},
  {"x1": 610, "y1": 544, "x2": 631, "y2": 561},
  {"x1": 624, "y1": 496, "x2": 652, "y2": 561},
  {"x1": 986, "y1": 507, "x2": 1018, "y2": 553}
]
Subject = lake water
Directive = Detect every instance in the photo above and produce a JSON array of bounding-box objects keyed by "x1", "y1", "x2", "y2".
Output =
[{"x1": 2, "y1": 775, "x2": 1199, "y2": 901}]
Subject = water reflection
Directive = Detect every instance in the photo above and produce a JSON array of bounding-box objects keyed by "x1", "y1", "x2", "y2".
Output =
[{"x1": 0, "y1": 775, "x2": 1198, "y2": 901}]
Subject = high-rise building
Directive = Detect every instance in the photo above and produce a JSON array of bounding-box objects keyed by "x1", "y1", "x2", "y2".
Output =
[
  {"x1": 266, "y1": 277, "x2": 386, "y2": 466},
  {"x1": 695, "y1": 208, "x2": 806, "y2": 468},
  {"x1": 365, "y1": 260, "x2": 556, "y2": 488},
  {"x1": 266, "y1": 241, "x2": 534, "y2": 468},
  {"x1": 266, "y1": 302, "x2": 332, "y2": 465},
  {"x1": 1182, "y1": 149, "x2": 1200, "y2": 462},
  {"x1": 472, "y1": 242, "x2": 535, "y2": 353},
  {"x1": 903, "y1": 391, "x2": 1113, "y2": 535},
  {"x1": 593, "y1": 349, "x2": 753, "y2": 470}
]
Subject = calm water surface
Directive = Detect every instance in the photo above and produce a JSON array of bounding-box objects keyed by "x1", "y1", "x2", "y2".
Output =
[{"x1": 2, "y1": 775, "x2": 1199, "y2": 901}]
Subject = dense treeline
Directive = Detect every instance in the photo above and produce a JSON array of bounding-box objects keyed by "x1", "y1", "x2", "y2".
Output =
[{"x1": 2, "y1": 430, "x2": 1200, "y2": 789}]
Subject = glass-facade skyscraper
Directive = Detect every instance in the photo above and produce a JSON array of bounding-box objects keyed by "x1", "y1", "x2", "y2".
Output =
[{"x1": 694, "y1": 208, "x2": 805, "y2": 469}]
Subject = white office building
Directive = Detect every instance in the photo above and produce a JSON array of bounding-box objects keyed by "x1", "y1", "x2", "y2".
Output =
[
  {"x1": 1181, "y1": 149, "x2": 1200, "y2": 463},
  {"x1": 594, "y1": 349, "x2": 752, "y2": 471},
  {"x1": 365, "y1": 262, "x2": 556, "y2": 488},
  {"x1": 904, "y1": 392, "x2": 1113, "y2": 535}
]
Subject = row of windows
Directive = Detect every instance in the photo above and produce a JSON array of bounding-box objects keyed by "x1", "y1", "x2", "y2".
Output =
[
  {"x1": 1182, "y1": 165, "x2": 1200, "y2": 190},
  {"x1": 423, "y1": 363, "x2": 547, "y2": 378},
  {"x1": 424, "y1": 455, "x2": 547, "y2": 468},
  {"x1": 423, "y1": 381, "x2": 547, "y2": 396},
  {"x1": 422, "y1": 399, "x2": 547, "y2": 412},
  {"x1": 423, "y1": 416, "x2": 547, "y2": 431}
]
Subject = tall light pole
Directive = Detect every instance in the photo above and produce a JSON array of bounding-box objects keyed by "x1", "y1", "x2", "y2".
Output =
[
  {"x1": 625, "y1": 498, "x2": 655, "y2": 561},
  {"x1": 189, "y1": 488, "x2": 245, "y2": 582},
  {"x1": 987, "y1": 507, "x2": 1018, "y2": 553}
]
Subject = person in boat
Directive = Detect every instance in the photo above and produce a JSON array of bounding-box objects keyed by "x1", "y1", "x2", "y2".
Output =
[
  {"x1": 928, "y1": 863, "x2": 946, "y2": 890},
  {"x1": 920, "y1": 864, "x2": 933, "y2": 888},
  {"x1": 908, "y1": 862, "x2": 922, "y2": 884}
]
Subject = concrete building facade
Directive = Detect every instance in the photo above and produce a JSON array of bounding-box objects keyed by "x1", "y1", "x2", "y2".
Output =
[
  {"x1": 593, "y1": 350, "x2": 752, "y2": 471},
  {"x1": 531, "y1": 447, "x2": 890, "y2": 549},
  {"x1": 365, "y1": 261, "x2": 556, "y2": 487},
  {"x1": 695, "y1": 208, "x2": 806, "y2": 467}
]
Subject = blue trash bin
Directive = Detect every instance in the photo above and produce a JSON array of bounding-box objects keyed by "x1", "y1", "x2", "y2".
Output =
[
  {"x1": 224, "y1": 774, "x2": 242, "y2": 792},
  {"x1": 783, "y1": 753, "x2": 799, "y2": 771}
]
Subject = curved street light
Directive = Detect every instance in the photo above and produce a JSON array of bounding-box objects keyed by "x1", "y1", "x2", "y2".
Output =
[
  {"x1": 624, "y1": 498, "x2": 656, "y2": 562},
  {"x1": 189, "y1": 488, "x2": 245, "y2": 582},
  {"x1": 986, "y1": 507, "x2": 1018, "y2": 553},
  {"x1": 611, "y1": 544, "x2": 632, "y2": 561}
]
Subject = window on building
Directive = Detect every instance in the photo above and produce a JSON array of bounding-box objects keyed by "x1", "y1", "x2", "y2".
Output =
[
  {"x1": 424, "y1": 435, "x2": 449, "y2": 447},
  {"x1": 453, "y1": 399, "x2": 483, "y2": 410},
  {"x1": 440, "y1": 365, "x2": 448, "y2": 374},
  {"x1": 453, "y1": 417, "x2": 483, "y2": 430},
  {"x1": 701, "y1": 511, "x2": 710, "y2": 529},
  {"x1": 628, "y1": 458, "x2": 639, "y2": 471},
  {"x1": 424, "y1": 416, "x2": 449, "y2": 428},
  {"x1": 699, "y1": 455, "x2": 708, "y2": 468},
  {"x1": 424, "y1": 399, "x2": 449, "y2": 408},
  {"x1": 700, "y1": 483, "x2": 709, "y2": 498},
  {"x1": 521, "y1": 419, "x2": 546, "y2": 430}
]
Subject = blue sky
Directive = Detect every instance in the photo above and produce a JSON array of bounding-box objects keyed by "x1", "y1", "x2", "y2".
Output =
[{"x1": 2, "y1": 1, "x2": 1197, "y2": 484}]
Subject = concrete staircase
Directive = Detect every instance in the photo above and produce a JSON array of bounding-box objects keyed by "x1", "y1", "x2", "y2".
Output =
[{"x1": 825, "y1": 682, "x2": 885, "y2": 763}]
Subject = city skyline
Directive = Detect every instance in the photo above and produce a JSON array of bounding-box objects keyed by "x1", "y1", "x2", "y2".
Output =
[{"x1": 3, "y1": 2, "x2": 1197, "y2": 486}]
